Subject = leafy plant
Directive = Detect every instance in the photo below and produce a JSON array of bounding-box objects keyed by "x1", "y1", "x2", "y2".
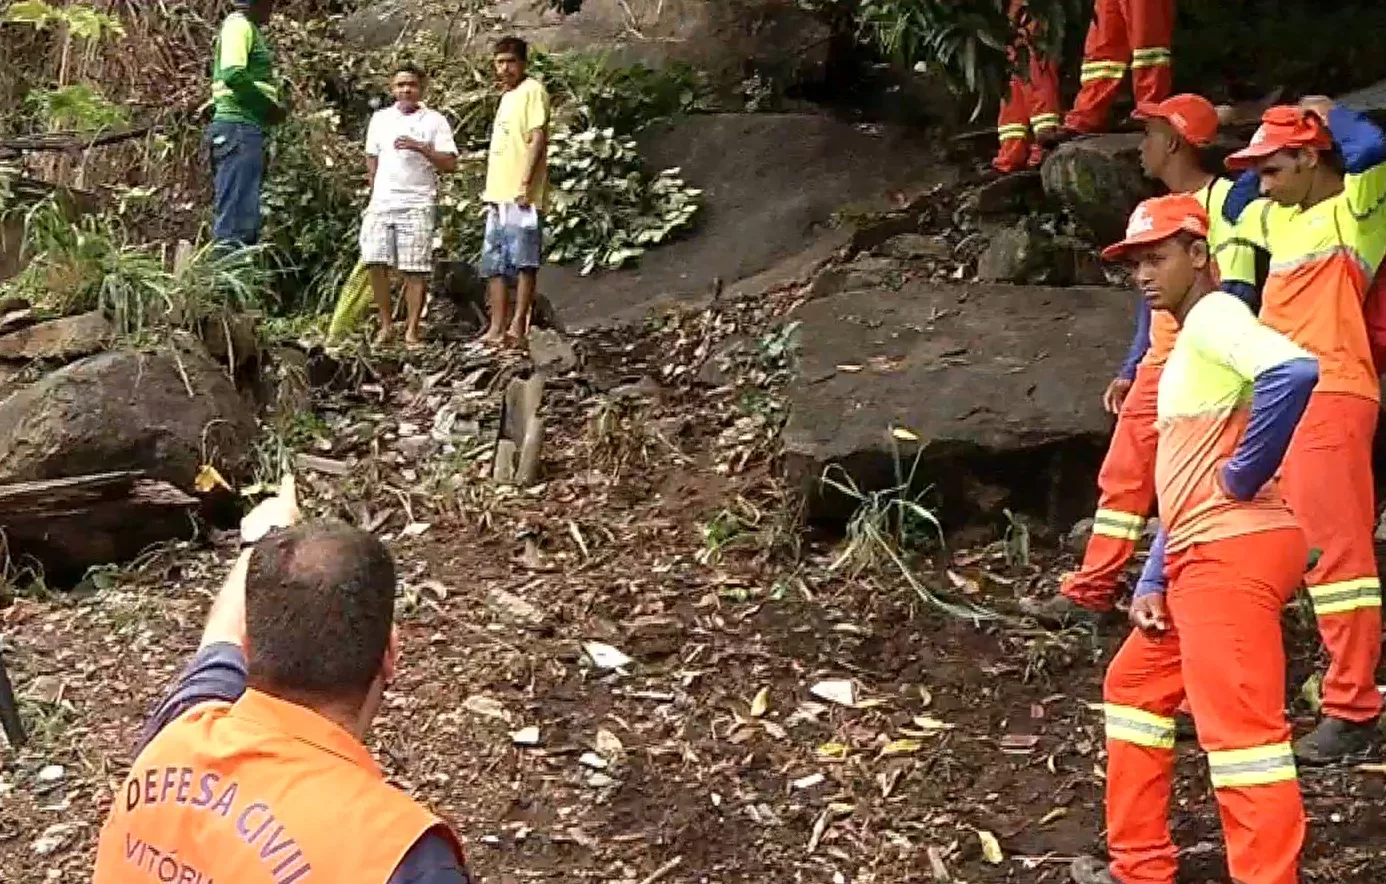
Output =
[
  {"x1": 546, "y1": 127, "x2": 701, "y2": 274},
  {"x1": 822, "y1": 445, "x2": 1003, "y2": 622},
  {"x1": 3, "y1": 0, "x2": 124, "y2": 42},
  {"x1": 25, "y1": 82, "x2": 127, "y2": 132}
]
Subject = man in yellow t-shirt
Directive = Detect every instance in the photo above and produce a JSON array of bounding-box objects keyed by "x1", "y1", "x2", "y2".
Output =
[{"x1": 479, "y1": 36, "x2": 551, "y2": 347}]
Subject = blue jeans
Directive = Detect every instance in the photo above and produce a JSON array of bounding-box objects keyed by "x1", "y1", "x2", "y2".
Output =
[{"x1": 207, "y1": 120, "x2": 265, "y2": 246}]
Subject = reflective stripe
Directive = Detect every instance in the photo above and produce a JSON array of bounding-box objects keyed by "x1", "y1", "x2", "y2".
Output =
[
  {"x1": 1030, "y1": 113, "x2": 1060, "y2": 131},
  {"x1": 1268, "y1": 244, "x2": 1373, "y2": 280},
  {"x1": 1080, "y1": 61, "x2": 1127, "y2": 83},
  {"x1": 998, "y1": 123, "x2": 1029, "y2": 141},
  {"x1": 1093, "y1": 509, "x2": 1145, "y2": 541},
  {"x1": 1308, "y1": 577, "x2": 1382, "y2": 616},
  {"x1": 1208, "y1": 742, "x2": 1297, "y2": 788},
  {"x1": 1131, "y1": 47, "x2": 1172, "y2": 69},
  {"x1": 1105, "y1": 703, "x2": 1176, "y2": 749}
]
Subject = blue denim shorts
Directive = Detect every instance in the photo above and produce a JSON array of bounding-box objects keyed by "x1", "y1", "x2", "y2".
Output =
[{"x1": 479, "y1": 203, "x2": 543, "y2": 280}]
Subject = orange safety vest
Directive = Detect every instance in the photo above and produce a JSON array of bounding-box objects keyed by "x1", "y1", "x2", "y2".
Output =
[{"x1": 94, "y1": 688, "x2": 462, "y2": 884}]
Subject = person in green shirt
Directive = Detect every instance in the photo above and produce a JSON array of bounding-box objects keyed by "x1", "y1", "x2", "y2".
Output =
[{"x1": 207, "y1": 0, "x2": 284, "y2": 246}]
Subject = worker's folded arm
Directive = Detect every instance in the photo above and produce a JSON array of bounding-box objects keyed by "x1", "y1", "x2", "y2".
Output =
[
  {"x1": 1118, "y1": 299, "x2": 1152, "y2": 381},
  {"x1": 136, "y1": 641, "x2": 247, "y2": 753},
  {"x1": 1134, "y1": 527, "x2": 1167, "y2": 598},
  {"x1": 1221, "y1": 355, "x2": 1318, "y2": 499},
  {"x1": 1327, "y1": 105, "x2": 1386, "y2": 217}
]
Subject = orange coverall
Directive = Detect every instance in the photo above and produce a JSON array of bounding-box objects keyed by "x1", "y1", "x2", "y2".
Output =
[
  {"x1": 994, "y1": 0, "x2": 1062, "y2": 173},
  {"x1": 1226, "y1": 105, "x2": 1386, "y2": 724},
  {"x1": 1063, "y1": 0, "x2": 1174, "y2": 134}
]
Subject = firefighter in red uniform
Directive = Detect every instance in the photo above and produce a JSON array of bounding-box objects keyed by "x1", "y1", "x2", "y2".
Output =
[
  {"x1": 994, "y1": 0, "x2": 1063, "y2": 173},
  {"x1": 1063, "y1": 0, "x2": 1174, "y2": 135}
]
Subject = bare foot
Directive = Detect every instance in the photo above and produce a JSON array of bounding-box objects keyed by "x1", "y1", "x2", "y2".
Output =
[
  {"x1": 374, "y1": 326, "x2": 394, "y2": 347},
  {"x1": 504, "y1": 329, "x2": 528, "y2": 351},
  {"x1": 478, "y1": 329, "x2": 505, "y2": 346},
  {"x1": 404, "y1": 327, "x2": 424, "y2": 348}
]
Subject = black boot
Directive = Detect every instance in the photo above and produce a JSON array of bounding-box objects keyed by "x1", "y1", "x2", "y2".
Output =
[
  {"x1": 1293, "y1": 716, "x2": 1381, "y2": 766},
  {"x1": 1070, "y1": 856, "x2": 1121, "y2": 884}
]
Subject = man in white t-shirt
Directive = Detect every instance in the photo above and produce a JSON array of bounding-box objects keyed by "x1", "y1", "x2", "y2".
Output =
[{"x1": 361, "y1": 64, "x2": 458, "y2": 346}]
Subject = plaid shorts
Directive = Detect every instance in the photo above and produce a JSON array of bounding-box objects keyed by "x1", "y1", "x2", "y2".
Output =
[
  {"x1": 359, "y1": 207, "x2": 435, "y2": 274},
  {"x1": 479, "y1": 203, "x2": 544, "y2": 280}
]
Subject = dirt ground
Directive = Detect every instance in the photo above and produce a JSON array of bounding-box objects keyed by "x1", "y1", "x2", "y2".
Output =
[{"x1": 2, "y1": 287, "x2": 1386, "y2": 884}]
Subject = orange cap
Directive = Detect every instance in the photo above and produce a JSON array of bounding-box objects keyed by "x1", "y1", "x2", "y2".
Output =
[
  {"x1": 1101, "y1": 194, "x2": 1210, "y2": 261},
  {"x1": 1133, "y1": 94, "x2": 1220, "y2": 147},
  {"x1": 1225, "y1": 105, "x2": 1334, "y2": 170}
]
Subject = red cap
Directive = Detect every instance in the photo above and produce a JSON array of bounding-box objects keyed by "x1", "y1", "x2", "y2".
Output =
[
  {"x1": 1133, "y1": 94, "x2": 1220, "y2": 147},
  {"x1": 1101, "y1": 194, "x2": 1210, "y2": 261},
  {"x1": 1225, "y1": 105, "x2": 1333, "y2": 170}
]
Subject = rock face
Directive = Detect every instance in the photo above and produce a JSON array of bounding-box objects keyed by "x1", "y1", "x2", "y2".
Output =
[
  {"x1": 1040, "y1": 134, "x2": 1157, "y2": 245},
  {"x1": 547, "y1": 114, "x2": 955, "y2": 327},
  {"x1": 782, "y1": 281, "x2": 1137, "y2": 531},
  {"x1": 345, "y1": 0, "x2": 831, "y2": 94},
  {"x1": 0, "y1": 342, "x2": 257, "y2": 489},
  {"x1": 0, "y1": 311, "x2": 111, "y2": 362}
]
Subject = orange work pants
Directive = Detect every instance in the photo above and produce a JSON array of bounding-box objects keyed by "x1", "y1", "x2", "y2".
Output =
[
  {"x1": 1061, "y1": 361, "x2": 1160, "y2": 610},
  {"x1": 1103, "y1": 529, "x2": 1307, "y2": 884},
  {"x1": 1280, "y1": 391, "x2": 1382, "y2": 723},
  {"x1": 1063, "y1": 0, "x2": 1174, "y2": 134},
  {"x1": 995, "y1": 1, "x2": 1062, "y2": 173}
]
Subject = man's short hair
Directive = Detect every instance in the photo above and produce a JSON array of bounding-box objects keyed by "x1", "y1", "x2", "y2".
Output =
[
  {"x1": 495, "y1": 36, "x2": 528, "y2": 61},
  {"x1": 245, "y1": 521, "x2": 396, "y2": 702},
  {"x1": 394, "y1": 62, "x2": 426, "y2": 82}
]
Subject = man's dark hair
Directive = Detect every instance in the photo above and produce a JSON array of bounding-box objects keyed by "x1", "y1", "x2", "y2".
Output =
[
  {"x1": 245, "y1": 521, "x2": 396, "y2": 703},
  {"x1": 495, "y1": 36, "x2": 528, "y2": 61},
  {"x1": 394, "y1": 62, "x2": 426, "y2": 82}
]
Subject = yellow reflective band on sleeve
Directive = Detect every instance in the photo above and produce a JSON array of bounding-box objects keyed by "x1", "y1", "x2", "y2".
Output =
[
  {"x1": 1308, "y1": 578, "x2": 1382, "y2": 616},
  {"x1": 1131, "y1": 47, "x2": 1172, "y2": 69},
  {"x1": 254, "y1": 81, "x2": 280, "y2": 103},
  {"x1": 998, "y1": 123, "x2": 1030, "y2": 141},
  {"x1": 1104, "y1": 704, "x2": 1176, "y2": 749},
  {"x1": 1030, "y1": 113, "x2": 1060, "y2": 132},
  {"x1": 1093, "y1": 509, "x2": 1145, "y2": 541},
  {"x1": 1269, "y1": 244, "x2": 1373, "y2": 280},
  {"x1": 1208, "y1": 742, "x2": 1297, "y2": 789},
  {"x1": 1080, "y1": 61, "x2": 1128, "y2": 83}
]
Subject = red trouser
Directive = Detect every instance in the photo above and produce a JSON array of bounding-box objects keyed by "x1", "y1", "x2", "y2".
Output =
[
  {"x1": 1062, "y1": 362, "x2": 1160, "y2": 610},
  {"x1": 1280, "y1": 391, "x2": 1382, "y2": 723},
  {"x1": 994, "y1": 2, "x2": 1062, "y2": 173},
  {"x1": 1103, "y1": 529, "x2": 1307, "y2": 884},
  {"x1": 1063, "y1": 0, "x2": 1174, "y2": 134}
]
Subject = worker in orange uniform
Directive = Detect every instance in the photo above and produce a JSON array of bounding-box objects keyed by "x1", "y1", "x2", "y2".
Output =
[
  {"x1": 93, "y1": 514, "x2": 470, "y2": 883},
  {"x1": 1024, "y1": 94, "x2": 1267, "y2": 625},
  {"x1": 1070, "y1": 193, "x2": 1317, "y2": 884},
  {"x1": 1063, "y1": 0, "x2": 1173, "y2": 136},
  {"x1": 1222, "y1": 98, "x2": 1386, "y2": 765},
  {"x1": 993, "y1": 0, "x2": 1062, "y2": 173}
]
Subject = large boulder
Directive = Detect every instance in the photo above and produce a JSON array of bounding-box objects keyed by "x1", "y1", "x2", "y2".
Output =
[
  {"x1": 547, "y1": 113, "x2": 956, "y2": 327},
  {"x1": 0, "y1": 341, "x2": 256, "y2": 489},
  {"x1": 1040, "y1": 134, "x2": 1158, "y2": 245},
  {"x1": 344, "y1": 0, "x2": 832, "y2": 95},
  {"x1": 782, "y1": 281, "x2": 1137, "y2": 533},
  {"x1": 0, "y1": 310, "x2": 111, "y2": 362}
]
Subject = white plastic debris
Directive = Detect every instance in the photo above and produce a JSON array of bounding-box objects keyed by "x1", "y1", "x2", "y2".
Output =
[
  {"x1": 582, "y1": 641, "x2": 633, "y2": 671},
  {"x1": 578, "y1": 752, "x2": 609, "y2": 770},
  {"x1": 510, "y1": 726, "x2": 541, "y2": 747},
  {"x1": 810, "y1": 679, "x2": 857, "y2": 707}
]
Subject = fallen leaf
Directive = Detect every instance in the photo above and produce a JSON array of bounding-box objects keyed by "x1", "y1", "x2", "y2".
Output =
[
  {"x1": 511, "y1": 726, "x2": 541, "y2": 746},
  {"x1": 891, "y1": 426, "x2": 920, "y2": 442},
  {"x1": 583, "y1": 641, "x2": 633, "y2": 670},
  {"x1": 880, "y1": 738, "x2": 923, "y2": 757},
  {"x1": 946, "y1": 570, "x2": 980, "y2": 594},
  {"x1": 810, "y1": 679, "x2": 857, "y2": 707},
  {"x1": 927, "y1": 845, "x2": 951, "y2": 881},
  {"x1": 816, "y1": 741, "x2": 851, "y2": 760},
  {"x1": 595, "y1": 728, "x2": 625, "y2": 761},
  {"x1": 913, "y1": 715, "x2": 955, "y2": 731},
  {"x1": 194, "y1": 463, "x2": 232, "y2": 493},
  {"x1": 791, "y1": 772, "x2": 825, "y2": 791},
  {"x1": 750, "y1": 686, "x2": 770, "y2": 718},
  {"x1": 1038, "y1": 807, "x2": 1068, "y2": 826},
  {"x1": 762, "y1": 719, "x2": 788, "y2": 741},
  {"x1": 463, "y1": 695, "x2": 510, "y2": 722},
  {"x1": 977, "y1": 830, "x2": 1004, "y2": 864},
  {"x1": 578, "y1": 752, "x2": 609, "y2": 770},
  {"x1": 401, "y1": 521, "x2": 431, "y2": 538}
]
